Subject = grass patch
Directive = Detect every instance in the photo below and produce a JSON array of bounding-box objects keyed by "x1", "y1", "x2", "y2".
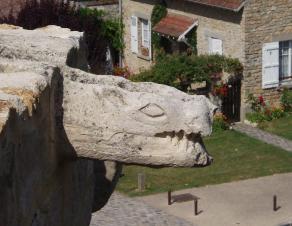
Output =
[
  {"x1": 116, "y1": 130, "x2": 292, "y2": 196},
  {"x1": 259, "y1": 113, "x2": 292, "y2": 140}
]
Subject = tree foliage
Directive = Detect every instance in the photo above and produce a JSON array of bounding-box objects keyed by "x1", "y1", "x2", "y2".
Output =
[
  {"x1": 0, "y1": 0, "x2": 124, "y2": 72},
  {"x1": 151, "y1": 1, "x2": 167, "y2": 49}
]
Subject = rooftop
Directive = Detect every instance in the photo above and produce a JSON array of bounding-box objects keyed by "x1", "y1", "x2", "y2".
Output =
[
  {"x1": 185, "y1": 0, "x2": 246, "y2": 11},
  {"x1": 153, "y1": 13, "x2": 198, "y2": 39}
]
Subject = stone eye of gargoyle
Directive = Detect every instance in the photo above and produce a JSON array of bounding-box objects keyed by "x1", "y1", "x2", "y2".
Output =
[{"x1": 139, "y1": 103, "x2": 165, "y2": 118}]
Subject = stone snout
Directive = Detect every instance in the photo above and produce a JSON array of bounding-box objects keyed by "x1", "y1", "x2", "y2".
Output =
[{"x1": 62, "y1": 68, "x2": 217, "y2": 167}]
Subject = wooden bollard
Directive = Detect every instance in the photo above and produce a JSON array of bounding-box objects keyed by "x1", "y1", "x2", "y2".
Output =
[
  {"x1": 168, "y1": 190, "x2": 172, "y2": 205},
  {"x1": 194, "y1": 199, "x2": 198, "y2": 215},
  {"x1": 273, "y1": 195, "x2": 278, "y2": 211},
  {"x1": 137, "y1": 173, "x2": 145, "y2": 191}
]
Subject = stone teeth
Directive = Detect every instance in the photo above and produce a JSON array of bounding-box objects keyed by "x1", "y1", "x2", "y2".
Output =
[
  {"x1": 172, "y1": 136, "x2": 179, "y2": 146},
  {"x1": 166, "y1": 135, "x2": 172, "y2": 142}
]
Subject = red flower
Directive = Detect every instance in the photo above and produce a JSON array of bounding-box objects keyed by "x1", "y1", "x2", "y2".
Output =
[{"x1": 258, "y1": 95, "x2": 265, "y2": 106}]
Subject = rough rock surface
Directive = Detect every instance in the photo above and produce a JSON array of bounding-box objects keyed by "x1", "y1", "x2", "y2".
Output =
[
  {"x1": 63, "y1": 67, "x2": 215, "y2": 167},
  {"x1": 0, "y1": 25, "x2": 215, "y2": 226}
]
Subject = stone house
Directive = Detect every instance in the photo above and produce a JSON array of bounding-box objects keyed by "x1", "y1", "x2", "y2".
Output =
[{"x1": 122, "y1": 0, "x2": 292, "y2": 120}]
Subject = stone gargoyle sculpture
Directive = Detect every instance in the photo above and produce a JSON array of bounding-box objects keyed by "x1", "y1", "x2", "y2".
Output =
[{"x1": 0, "y1": 25, "x2": 216, "y2": 226}]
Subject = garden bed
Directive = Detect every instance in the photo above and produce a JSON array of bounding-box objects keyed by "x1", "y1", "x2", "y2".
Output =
[{"x1": 258, "y1": 113, "x2": 292, "y2": 141}]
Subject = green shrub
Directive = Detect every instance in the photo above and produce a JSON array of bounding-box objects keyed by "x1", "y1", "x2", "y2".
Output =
[
  {"x1": 271, "y1": 107, "x2": 286, "y2": 119},
  {"x1": 130, "y1": 54, "x2": 243, "y2": 92},
  {"x1": 281, "y1": 88, "x2": 292, "y2": 112},
  {"x1": 246, "y1": 112, "x2": 267, "y2": 123},
  {"x1": 212, "y1": 113, "x2": 229, "y2": 132},
  {"x1": 151, "y1": 2, "x2": 167, "y2": 49}
]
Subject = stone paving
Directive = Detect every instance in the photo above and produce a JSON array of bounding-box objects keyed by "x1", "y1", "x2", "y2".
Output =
[
  {"x1": 90, "y1": 192, "x2": 194, "y2": 226},
  {"x1": 233, "y1": 123, "x2": 292, "y2": 152}
]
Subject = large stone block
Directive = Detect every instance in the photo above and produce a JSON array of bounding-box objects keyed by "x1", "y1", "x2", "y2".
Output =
[{"x1": 0, "y1": 25, "x2": 215, "y2": 226}]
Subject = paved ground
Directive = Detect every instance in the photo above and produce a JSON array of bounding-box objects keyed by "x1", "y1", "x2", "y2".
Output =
[
  {"x1": 233, "y1": 123, "x2": 292, "y2": 152},
  {"x1": 137, "y1": 173, "x2": 292, "y2": 226},
  {"x1": 90, "y1": 192, "x2": 193, "y2": 226},
  {"x1": 90, "y1": 124, "x2": 292, "y2": 226}
]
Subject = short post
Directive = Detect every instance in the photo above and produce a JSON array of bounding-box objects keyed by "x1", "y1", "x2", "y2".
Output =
[
  {"x1": 137, "y1": 173, "x2": 145, "y2": 192},
  {"x1": 194, "y1": 199, "x2": 198, "y2": 216},
  {"x1": 168, "y1": 190, "x2": 172, "y2": 205},
  {"x1": 273, "y1": 195, "x2": 277, "y2": 211}
]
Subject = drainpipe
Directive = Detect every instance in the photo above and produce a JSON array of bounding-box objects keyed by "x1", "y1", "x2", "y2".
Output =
[{"x1": 119, "y1": 0, "x2": 123, "y2": 67}]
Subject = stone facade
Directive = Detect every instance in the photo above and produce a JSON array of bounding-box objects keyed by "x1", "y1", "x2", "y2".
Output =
[
  {"x1": 122, "y1": 0, "x2": 244, "y2": 74},
  {"x1": 123, "y1": 0, "x2": 292, "y2": 120},
  {"x1": 243, "y1": 0, "x2": 292, "y2": 113}
]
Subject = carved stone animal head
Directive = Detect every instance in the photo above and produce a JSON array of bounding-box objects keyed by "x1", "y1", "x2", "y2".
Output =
[
  {"x1": 0, "y1": 25, "x2": 216, "y2": 167},
  {"x1": 63, "y1": 68, "x2": 217, "y2": 167}
]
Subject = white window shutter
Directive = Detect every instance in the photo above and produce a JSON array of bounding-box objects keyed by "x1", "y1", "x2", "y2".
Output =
[
  {"x1": 262, "y1": 42, "x2": 279, "y2": 89},
  {"x1": 209, "y1": 37, "x2": 223, "y2": 55},
  {"x1": 130, "y1": 16, "x2": 138, "y2": 53}
]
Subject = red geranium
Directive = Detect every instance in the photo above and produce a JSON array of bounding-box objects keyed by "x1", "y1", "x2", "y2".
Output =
[{"x1": 258, "y1": 95, "x2": 265, "y2": 106}]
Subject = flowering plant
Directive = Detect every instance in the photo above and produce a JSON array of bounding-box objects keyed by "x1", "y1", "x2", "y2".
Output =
[
  {"x1": 113, "y1": 66, "x2": 131, "y2": 79},
  {"x1": 247, "y1": 94, "x2": 266, "y2": 112},
  {"x1": 246, "y1": 94, "x2": 286, "y2": 123},
  {"x1": 212, "y1": 83, "x2": 228, "y2": 97},
  {"x1": 213, "y1": 112, "x2": 229, "y2": 131}
]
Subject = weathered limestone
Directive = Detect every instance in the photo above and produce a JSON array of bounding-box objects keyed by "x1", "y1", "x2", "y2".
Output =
[
  {"x1": 0, "y1": 25, "x2": 215, "y2": 226},
  {"x1": 63, "y1": 67, "x2": 215, "y2": 167}
]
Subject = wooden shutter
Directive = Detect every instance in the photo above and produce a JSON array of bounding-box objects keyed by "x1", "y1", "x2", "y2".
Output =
[
  {"x1": 262, "y1": 42, "x2": 279, "y2": 89},
  {"x1": 209, "y1": 37, "x2": 223, "y2": 55},
  {"x1": 131, "y1": 16, "x2": 138, "y2": 53}
]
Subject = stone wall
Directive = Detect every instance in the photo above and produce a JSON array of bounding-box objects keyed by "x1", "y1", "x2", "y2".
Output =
[
  {"x1": 0, "y1": 0, "x2": 24, "y2": 18},
  {"x1": 0, "y1": 25, "x2": 121, "y2": 226},
  {"x1": 122, "y1": 0, "x2": 244, "y2": 73},
  {"x1": 243, "y1": 0, "x2": 292, "y2": 114}
]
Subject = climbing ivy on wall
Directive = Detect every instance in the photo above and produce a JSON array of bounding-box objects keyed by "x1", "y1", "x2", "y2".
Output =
[
  {"x1": 150, "y1": 0, "x2": 197, "y2": 55},
  {"x1": 186, "y1": 27, "x2": 198, "y2": 55},
  {"x1": 151, "y1": 1, "x2": 167, "y2": 49}
]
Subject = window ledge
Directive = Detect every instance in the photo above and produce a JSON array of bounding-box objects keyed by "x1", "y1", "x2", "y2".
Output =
[
  {"x1": 137, "y1": 54, "x2": 151, "y2": 61},
  {"x1": 280, "y1": 79, "x2": 292, "y2": 88}
]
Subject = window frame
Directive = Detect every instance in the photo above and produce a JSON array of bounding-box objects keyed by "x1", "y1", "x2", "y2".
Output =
[
  {"x1": 141, "y1": 19, "x2": 150, "y2": 49},
  {"x1": 279, "y1": 40, "x2": 292, "y2": 81}
]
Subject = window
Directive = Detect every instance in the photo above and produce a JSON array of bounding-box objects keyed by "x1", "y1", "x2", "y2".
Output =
[
  {"x1": 141, "y1": 19, "x2": 150, "y2": 48},
  {"x1": 209, "y1": 37, "x2": 223, "y2": 55},
  {"x1": 130, "y1": 15, "x2": 151, "y2": 59},
  {"x1": 280, "y1": 40, "x2": 292, "y2": 80},
  {"x1": 262, "y1": 40, "x2": 292, "y2": 89}
]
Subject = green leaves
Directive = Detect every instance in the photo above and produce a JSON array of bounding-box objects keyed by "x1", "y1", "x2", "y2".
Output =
[
  {"x1": 151, "y1": 3, "x2": 167, "y2": 49},
  {"x1": 151, "y1": 4, "x2": 167, "y2": 26},
  {"x1": 131, "y1": 53, "x2": 243, "y2": 92}
]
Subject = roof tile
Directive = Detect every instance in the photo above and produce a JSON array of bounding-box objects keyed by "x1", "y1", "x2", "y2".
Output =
[{"x1": 153, "y1": 13, "x2": 197, "y2": 38}]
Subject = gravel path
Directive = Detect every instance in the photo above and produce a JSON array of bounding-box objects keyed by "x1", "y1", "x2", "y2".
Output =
[
  {"x1": 233, "y1": 123, "x2": 292, "y2": 152},
  {"x1": 90, "y1": 192, "x2": 194, "y2": 226}
]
